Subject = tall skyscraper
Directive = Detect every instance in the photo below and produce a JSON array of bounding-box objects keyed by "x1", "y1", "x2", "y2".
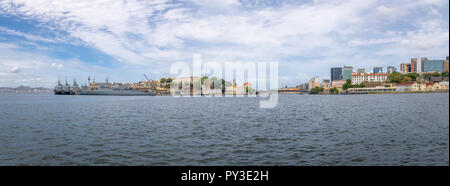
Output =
[
  {"x1": 423, "y1": 60, "x2": 444, "y2": 73},
  {"x1": 411, "y1": 58, "x2": 417, "y2": 72},
  {"x1": 387, "y1": 66, "x2": 396, "y2": 74},
  {"x1": 342, "y1": 66, "x2": 353, "y2": 80},
  {"x1": 416, "y1": 58, "x2": 427, "y2": 73},
  {"x1": 357, "y1": 68, "x2": 365, "y2": 74},
  {"x1": 373, "y1": 67, "x2": 383, "y2": 74},
  {"x1": 331, "y1": 67, "x2": 343, "y2": 83}
]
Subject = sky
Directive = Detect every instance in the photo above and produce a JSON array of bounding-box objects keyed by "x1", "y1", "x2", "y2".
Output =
[{"x1": 0, "y1": 0, "x2": 449, "y2": 88}]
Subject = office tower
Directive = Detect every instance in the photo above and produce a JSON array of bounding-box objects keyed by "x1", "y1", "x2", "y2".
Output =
[
  {"x1": 400, "y1": 63, "x2": 409, "y2": 74},
  {"x1": 373, "y1": 67, "x2": 383, "y2": 74},
  {"x1": 423, "y1": 60, "x2": 444, "y2": 73},
  {"x1": 416, "y1": 58, "x2": 427, "y2": 73},
  {"x1": 411, "y1": 58, "x2": 417, "y2": 72},
  {"x1": 342, "y1": 66, "x2": 353, "y2": 80},
  {"x1": 331, "y1": 67, "x2": 343, "y2": 83},
  {"x1": 387, "y1": 66, "x2": 396, "y2": 74}
]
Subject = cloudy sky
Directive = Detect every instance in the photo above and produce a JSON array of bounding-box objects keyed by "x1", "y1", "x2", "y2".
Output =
[{"x1": 0, "y1": 0, "x2": 449, "y2": 88}]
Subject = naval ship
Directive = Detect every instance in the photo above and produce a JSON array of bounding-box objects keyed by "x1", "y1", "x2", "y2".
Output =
[
  {"x1": 54, "y1": 78, "x2": 79, "y2": 95},
  {"x1": 54, "y1": 76, "x2": 155, "y2": 96}
]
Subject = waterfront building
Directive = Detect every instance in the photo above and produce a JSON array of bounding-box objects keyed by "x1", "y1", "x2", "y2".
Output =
[
  {"x1": 387, "y1": 66, "x2": 396, "y2": 74},
  {"x1": 308, "y1": 76, "x2": 320, "y2": 91},
  {"x1": 373, "y1": 67, "x2": 383, "y2": 74},
  {"x1": 396, "y1": 82, "x2": 420, "y2": 92},
  {"x1": 357, "y1": 68, "x2": 365, "y2": 74},
  {"x1": 438, "y1": 81, "x2": 449, "y2": 90},
  {"x1": 425, "y1": 82, "x2": 442, "y2": 91},
  {"x1": 443, "y1": 56, "x2": 449, "y2": 72},
  {"x1": 347, "y1": 86, "x2": 396, "y2": 93},
  {"x1": 342, "y1": 66, "x2": 353, "y2": 80},
  {"x1": 331, "y1": 67, "x2": 343, "y2": 84},
  {"x1": 351, "y1": 73, "x2": 389, "y2": 85},
  {"x1": 423, "y1": 60, "x2": 444, "y2": 73},
  {"x1": 331, "y1": 80, "x2": 346, "y2": 92}
]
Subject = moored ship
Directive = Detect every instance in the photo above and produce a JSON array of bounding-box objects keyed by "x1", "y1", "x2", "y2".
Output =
[{"x1": 54, "y1": 76, "x2": 155, "y2": 96}]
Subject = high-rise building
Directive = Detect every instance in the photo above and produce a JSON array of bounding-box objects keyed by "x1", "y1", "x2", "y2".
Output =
[
  {"x1": 444, "y1": 56, "x2": 449, "y2": 73},
  {"x1": 411, "y1": 58, "x2": 417, "y2": 72},
  {"x1": 423, "y1": 60, "x2": 444, "y2": 73},
  {"x1": 387, "y1": 66, "x2": 396, "y2": 74},
  {"x1": 400, "y1": 63, "x2": 409, "y2": 74},
  {"x1": 342, "y1": 66, "x2": 353, "y2": 80},
  {"x1": 331, "y1": 67, "x2": 343, "y2": 84},
  {"x1": 416, "y1": 58, "x2": 427, "y2": 73},
  {"x1": 373, "y1": 67, "x2": 383, "y2": 74},
  {"x1": 357, "y1": 68, "x2": 365, "y2": 74}
]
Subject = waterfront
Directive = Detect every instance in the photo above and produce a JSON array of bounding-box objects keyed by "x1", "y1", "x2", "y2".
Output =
[{"x1": 0, "y1": 93, "x2": 448, "y2": 165}]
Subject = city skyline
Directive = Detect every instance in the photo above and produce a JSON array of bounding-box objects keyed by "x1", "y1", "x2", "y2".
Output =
[{"x1": 0, "y1": 0, "x2": 449, "y2": 88}]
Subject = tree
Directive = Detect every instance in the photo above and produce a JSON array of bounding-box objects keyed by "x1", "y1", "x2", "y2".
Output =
[
  {"x1": 343, "y1": 79, "x2": 352, "y2": 90},
  {"x1": 330, "y1": 87, "x2": 339, "y2": 94},
  {"x1": 389, "y1": 72, "x2": 412, "y2": 83},
  {"x1": 442, "y1": 71, "x2": 449, "y2": 77},
  {"x1": 407, "y1": 72, "x2": 419, "y2": 81},
  {"x1": 160, "y1": 78, "x2": 167, "y2": 83},
  {"x1": 166, "y1": 78, "x2": 172, "y2": 83},
  {"x1": 309, "y1": 86, "x2": 324, "y2": 94}
]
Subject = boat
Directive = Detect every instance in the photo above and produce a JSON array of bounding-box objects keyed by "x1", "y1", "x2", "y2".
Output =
[
  {"x1": 55, "y1": 76, "x2": 155, "y2": 96},
  {"x1": 79, "y1": 86, "x2": 155, "y2": 96}
]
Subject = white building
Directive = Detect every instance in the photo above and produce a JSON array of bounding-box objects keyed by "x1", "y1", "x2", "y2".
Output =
[{"x1": 351, "y1": 73, "x2": 389, "y2": 85}]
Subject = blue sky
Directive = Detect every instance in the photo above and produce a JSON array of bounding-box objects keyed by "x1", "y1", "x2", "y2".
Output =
[{"x1": 0, "y1": 0, "x2": 449, "y2": 88}]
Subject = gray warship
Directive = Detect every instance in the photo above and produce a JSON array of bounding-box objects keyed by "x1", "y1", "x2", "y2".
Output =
[{"x1": 55, "y1": 76, "x2": 155, "y2": 96}]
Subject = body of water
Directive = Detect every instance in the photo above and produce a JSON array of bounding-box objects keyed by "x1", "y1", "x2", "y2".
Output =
[{"x1": 0, "y1": 93, "x2": 448, "y2": 165}]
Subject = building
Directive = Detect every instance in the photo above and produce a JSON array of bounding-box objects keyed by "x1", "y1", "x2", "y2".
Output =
[
  {"x1": 342, "y1": 66, "x2": 353, "y2": 80},
  {"x1": 425, "y1": 82, "x2": 441, "y2": 91},
  {"x1": 373, "y1": 67, "x2": 383, "y2": 74},
  {"x1": 411, "y1": 58, "x2": 417, "y2": 72},
  {"x1": 400, "y1": 63, "x2": 410, "y2": 74},
  {"x1": 331, "y1": 67, "x2": 343, "y2": 84},
  {"x1": 439, "y1": 81, "x2": 449, "y2": 90},
  {"x1": 331, "y1": 80, "x2": 346, "y2": 92},
  {"x1": 321, "y1": 79, "x2": 331, "y2": 89},
  {"x1": 308, "y1": 76, "x2": 320, "y2": 91},
  {"x1": 443, "y1": 56, "x2": 449, "y2": 73},
  {"x1": 357, "y1": 68, "x2": 365, "y2": 74},
  {"x1": 387, "y1": 66, "x2": 396, "y2": 74},
  {"x1": 423, "y1": 60, "x2": 444, "y2": 73},
  {"x1": 396, "y1": 82, "x2": 420, "y2": 92},
  {"x1": 347, "y1": 86, "x2": 396, "y2": 93},
  {"x1": 351, "y1": 73, "x2": 389, "y2": 85}
]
